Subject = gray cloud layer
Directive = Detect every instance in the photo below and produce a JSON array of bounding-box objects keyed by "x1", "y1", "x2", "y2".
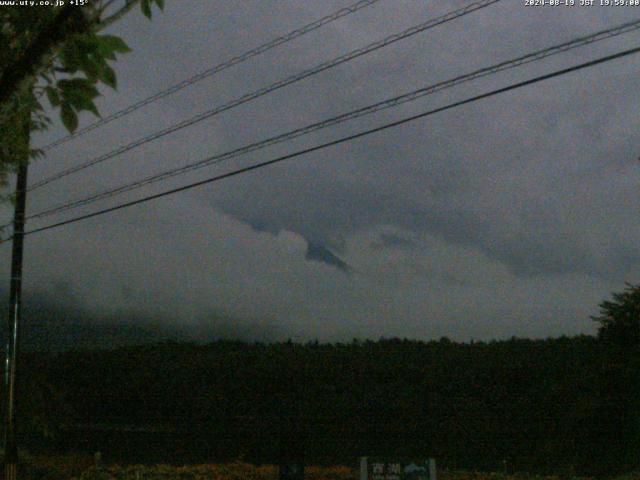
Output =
[{"x1": 2, "y1": 0, "x2": 639, "y2": 342}]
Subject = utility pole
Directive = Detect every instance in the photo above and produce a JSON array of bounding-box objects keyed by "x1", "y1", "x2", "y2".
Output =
[{"x1": 3, "y1": 119, "x2": 30, "y2": 480}]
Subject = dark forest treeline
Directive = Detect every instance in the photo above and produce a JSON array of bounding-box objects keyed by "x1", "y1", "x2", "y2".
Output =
[{"x1": 14, "y1": 335, "x2": 640, "y2": 477}]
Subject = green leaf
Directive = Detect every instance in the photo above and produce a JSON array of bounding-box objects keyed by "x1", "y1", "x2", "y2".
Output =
[
  {"x1": 76, "y1": 35, "x2": 100, "y2": 56},
  {"x1": 59, "y1": 43, "x2": 82, "y2": 73},
  {"x1": 96, "y1": 35, "x2": 131, "y2": 54},
  {"x1": 58, "y1": 78, "x2": 100, "y2": 100},
  {"x1": 60, "y1": 103, "x2": 78, "y2": 133},
  {"x1": 141, "y1": 0, "x2": 152, "y2": 19},
  {"x1": 29, "y1": 148, "x2": 45, "y2": 161},
  {"x1": 79, "y1": 55, "x2": 102, "y2": 81},
  {"x1": 66, "y1": 94, "x2": 100, "y2": 117},
  {"x1": 81, "y1": 99, "x2": 100, "y2": 118},
  {"x1": 57, "y1": 78, "x2": 102, "y2": 118},
  {"x1": 100, "y1": 65, "x2": 117, "y2": 90},
  {"x1": 155, "y1": 0, "x2": 165, "y2": 10},
  {"x1": 96, "y1": 42, "x2": 117, "y2": 61},
  {"x1": 45, "y1": 86, "x2": 60, "y2": 107}
]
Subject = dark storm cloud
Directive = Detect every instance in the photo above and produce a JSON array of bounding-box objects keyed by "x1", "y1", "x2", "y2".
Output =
[{"x1": 2, "y1": 0, "x2": 639, "y2": 341}]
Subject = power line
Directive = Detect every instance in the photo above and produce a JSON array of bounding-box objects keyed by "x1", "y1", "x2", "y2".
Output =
[
  {"x1": 28, "y1": 0, "x2": 502, "y2": 192},
  {"x1": 24, "y1": 17, "x2": 640, "y2": 222},
  {"x1": 37, "y1": 0, "x2": 383, "y2": 152},
  {"x1": 19, "y1": 44, "x2": 640, "y2": 240}
]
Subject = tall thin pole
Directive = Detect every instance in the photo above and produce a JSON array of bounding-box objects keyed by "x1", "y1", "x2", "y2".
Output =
[{"x1": 3, "y1": 124, "x2": 29, "y2": 480}]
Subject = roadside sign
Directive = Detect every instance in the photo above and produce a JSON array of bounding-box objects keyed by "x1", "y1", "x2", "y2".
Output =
[
  {"x1": 360, "y1": 457, "x2": 436, "y2": 480},
  {"x1": 279, "y1": 459, "x2": 304, "y2": 480}
]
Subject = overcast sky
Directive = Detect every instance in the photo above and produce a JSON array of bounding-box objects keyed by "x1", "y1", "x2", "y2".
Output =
[{"x1": 2, "y1": 0, "x2": 639, "y2": 342}]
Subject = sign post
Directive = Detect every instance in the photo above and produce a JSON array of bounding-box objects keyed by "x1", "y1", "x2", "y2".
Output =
[
  {"x1": 360, "y1": 457, "x2": 437, "y2": 480},
  {"x1": 279, "y1": 459, "x2": 305, "y2": 480}
]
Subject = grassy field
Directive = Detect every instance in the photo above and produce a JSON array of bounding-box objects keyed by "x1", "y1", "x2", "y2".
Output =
[
  {"x1": 68, "y1": 463, "x2": 638, "y2": 480},
  {"x1": 19, "y1": 456, "x2": 639, "y2": 480}
]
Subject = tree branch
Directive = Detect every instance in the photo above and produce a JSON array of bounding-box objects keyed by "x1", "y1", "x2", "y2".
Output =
[
  {"x1": 98, "y1": 0, "x2": 119, "y2": 16},
  {"x1": 96, "y1": 0, "x2": 141, "y2": 32},
  {"x1": 0, "y1": 6, "x2": 90, "y2": 108}
]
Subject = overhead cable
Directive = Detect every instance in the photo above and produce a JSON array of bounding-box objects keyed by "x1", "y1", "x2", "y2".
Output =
[
  {"x1": 19, "y1": 44, "x2": 640, "y2": 239},
  {"x1": 38, "y1": 0, "x2": 384, "y2": 152},
  {"x1": 25, "y1": 17, "x2": 640, "y2": 222},
  {"x1": 29, "y1": 0, "x2": 502, "y2": 191}
]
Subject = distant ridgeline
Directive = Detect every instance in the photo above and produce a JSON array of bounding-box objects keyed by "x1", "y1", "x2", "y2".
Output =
[
  {"x1": 0, "y1": 290, "x2": 265, "y2": 351},
  {"x1": 0, "y1": 290, "x2": 184, "y2": 351},
  {"x1": 10, "y1": 336, "x2": 640, "y2": 477}
]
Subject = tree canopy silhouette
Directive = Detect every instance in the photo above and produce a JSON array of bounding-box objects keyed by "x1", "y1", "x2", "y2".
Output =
[
  {"x1": 592, "y1": 282, "x2": 640, "y2": 348},
  {"x1": 0, "y1": 0, "x2": 164, "y2": 190}
]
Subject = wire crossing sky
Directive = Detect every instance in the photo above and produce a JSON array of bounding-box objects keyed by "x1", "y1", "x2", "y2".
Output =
[
  {"x1": 21, "y1": 44, "x2": 640, "y2": 239},
  {"x1": 37, "y1": 0, "x2": 384, "y2": 152},
  {"x1": 29, "y1": 0, "x2": 501, "y2": 192},
  {"x1": 23, "y1": 17, "x2": 640, "y2": 223},
  {"x1": 5, "y1": 1, "x2": 640, "y2": 342}
]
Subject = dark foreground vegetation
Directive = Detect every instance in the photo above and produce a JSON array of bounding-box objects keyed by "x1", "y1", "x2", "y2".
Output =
[
  {"x1": 4, "y1": 283, "x2": 639, "y2": 478},
  {"x1": 11, "y1": 334, "x2": 639, "y2": 477}
]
